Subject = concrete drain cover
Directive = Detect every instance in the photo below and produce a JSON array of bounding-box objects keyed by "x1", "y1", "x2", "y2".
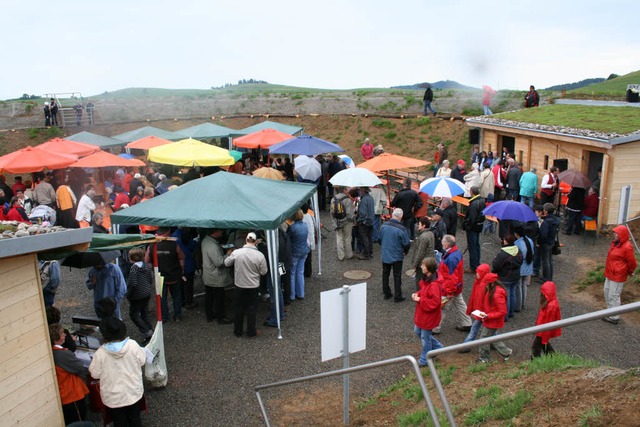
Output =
[{"x1": 343, "y1": 270, "x2": 371, "y2": 280}]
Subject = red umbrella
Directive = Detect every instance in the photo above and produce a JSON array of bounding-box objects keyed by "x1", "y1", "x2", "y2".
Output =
[
  {"x1": 233, "y1": 129, "x2": 293, "y2": 149},
  {"x1": 38, "y1": 137, "x2": 101, "y2": 157},
  {"x1": 0, "y1": 146, "x2": 77, "y2": 173},
  {"x1": 125, "y1": 135, "x2": 173, "y2": 150},
  {"x1": 67, "y1": 150, "x2": 146, "y2": 168}
]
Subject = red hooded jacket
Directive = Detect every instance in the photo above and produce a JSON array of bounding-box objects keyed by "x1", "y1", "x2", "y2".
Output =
[
  {"x1": 414, "y1": 273, "x2": 443, "y2": 330},
  {"x1": 466, "y1": 264, "x2": 491, "y2": 318},
  {"x1": 535, "y1": 281, "x2": 562, "y2": 344},
  {"x1": 604, "y1": 225, "x2": 637, "y2": 283},
  {"x1": 481, "y1": 281, "x2": 507, "y2": 329},
  {"x1": 438, "y1": 246, "x2": 464, "y2": 296}
]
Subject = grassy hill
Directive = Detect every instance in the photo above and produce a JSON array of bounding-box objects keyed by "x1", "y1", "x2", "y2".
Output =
[{"x1": 566, "y1": 70, "x2": 640, "y2": 97}]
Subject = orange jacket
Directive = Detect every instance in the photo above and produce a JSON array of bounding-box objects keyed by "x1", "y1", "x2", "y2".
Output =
[{"x1": 605, "y1": 225, "x2": 637, "y2": 282}]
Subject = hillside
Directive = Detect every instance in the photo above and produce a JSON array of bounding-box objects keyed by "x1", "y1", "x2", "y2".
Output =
[
  {"x1": 565, "y1": 70, "x2": 640, "y2": 98},
  {"x1": 544, "y1": 77, "x2": 605, "y2": 91}
]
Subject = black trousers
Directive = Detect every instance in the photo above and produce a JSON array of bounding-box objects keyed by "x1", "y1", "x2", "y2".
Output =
[
  {"x1": 358, "y1": 224, "x2": 373, "y2": 257},
  {"x1": 304, "y1": 250, "x2": 313, "y2": 277},
  {"x1": 108, "y1": 399, "x2": 142, "y2": 427},
  {"x1": 62, "y1": 398, "x2": 87, "y2": 425},
  {"x1": 382, "y1": 261, "x2": 403, "y2": 299},
  {"x1": 129, "y1": 297, "x2": 153, "y2": 335},
  {"x1": 182, "y1": 272, "x2": 195, "y2": 305},
  {"x1": 531, "y1": 336, "x2": 555, "y2": 358},
  {"x1": 205, "y1": 286, "x2": 227, "y2": 322},
  {"x1": 233, "y1": 287, "x2": 258, "y2": 337}
]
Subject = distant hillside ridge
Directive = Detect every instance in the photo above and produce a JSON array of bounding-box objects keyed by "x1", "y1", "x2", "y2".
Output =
[
  {"x1": 566, "y1": 70, "x2": 640, "y2": 97},
  {"x1": 391, "y1": 80, "x2": 477, "y2": 91},
  {"x1": 545, "y1": 78, "x2": 605, "y2": 91}
]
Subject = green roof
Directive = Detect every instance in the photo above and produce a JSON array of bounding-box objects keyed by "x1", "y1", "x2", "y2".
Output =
[
  {"x1": 176, "y1": 123, "x2": 237, "y2": 139},
  {"x1": 66, "y1": 131, "x2": 126, "y2": 148},
  {"x1": 236, "y1": 120, "x2": 303, "y2": 136},
  {"x1": 111, "y1": 126, "x2": 184, "y2": 143}
]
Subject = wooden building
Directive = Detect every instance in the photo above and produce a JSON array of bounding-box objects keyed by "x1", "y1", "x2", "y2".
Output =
[
  {"x1": 0, "y1": 228, "x2": 92, "y2": 426},
  {"x1": 467, "y1": 113, "x2": 640, "y2": 228}
]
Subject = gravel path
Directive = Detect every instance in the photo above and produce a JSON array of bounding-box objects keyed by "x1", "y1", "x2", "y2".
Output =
[{"x1": 55, "y1": 211, "x2": 639, "y2": 426}]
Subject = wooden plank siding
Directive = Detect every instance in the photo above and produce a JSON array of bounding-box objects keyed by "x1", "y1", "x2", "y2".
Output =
[
  {"x1": 0, "y1": 255, "x2": 64, "y2": 426},
  {"x1": 606, "y1": 142, "x2": 640, "y2": 224}
]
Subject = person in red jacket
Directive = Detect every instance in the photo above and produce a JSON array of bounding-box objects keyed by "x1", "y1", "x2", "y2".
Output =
[
  {"x1": 5, "y1": 196, "x2": 30, "y2": 223},
  {"x1": 411, "y1": 257, "x2": 443, "y2": 367},
  {"x1": 582, "y1": 186, "x2": 599, "y2": 219},
  {"x1": 532, "y1": 281, "x2": 562, "y2": 357},
  {"x1": 602, "y1": 225, "x2": 637, "y2": 325},
  {"x1": 476, "y1": 276, "x2": 513, "y2": 363},
  {"x1": 458, "y1": 264, "x2": 491, "y2": 353},
  {"x1": 360, "y1": 138, "x2": 374, "y2": 160}
]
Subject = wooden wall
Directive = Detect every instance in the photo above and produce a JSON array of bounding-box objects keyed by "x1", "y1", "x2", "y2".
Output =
[
  {"x1": 0, "y1": 254, "x2": 64, "y2": 426},
  {"x1": 605, "y1": 142, "x2": 640, "y2": 225}
]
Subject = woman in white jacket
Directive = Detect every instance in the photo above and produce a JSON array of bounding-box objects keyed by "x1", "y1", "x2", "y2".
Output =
[
  {"x1": 89, "y1": 317, "x2": 147, "y2": 426},
  {"x1": 464, "y1": 163, "x2": 481, "y2": 197},
  {"x1": 435, "y1": 159, "x2": 451, "y2": 177}
]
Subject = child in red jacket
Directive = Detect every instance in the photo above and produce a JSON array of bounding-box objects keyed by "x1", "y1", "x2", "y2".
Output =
[
  {"x1": 532, "y1": 281, "x2": 562, "y2": 357},
  {"x1": 477, "y1": 273, "x2": 513, "y2": 363},
  {"x1": 459, "y1": 264, "x2": 491, "y2": 353},
  {"x1": 411, "y1": 257, "x2": 443, "y2": 367}
]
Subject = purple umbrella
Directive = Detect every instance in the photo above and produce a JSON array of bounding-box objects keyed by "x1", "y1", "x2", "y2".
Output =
[
  {"x1": 269, "y1": 134, "x2": 344, "y2": 155},
  {"x1": 482, "y1": 200, "x2": 537, "y2": 222}
]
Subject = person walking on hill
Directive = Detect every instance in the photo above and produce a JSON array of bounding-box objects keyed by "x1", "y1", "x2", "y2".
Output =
[
  {"x1": 483, "y1": 85, "x2": 496, "y2": 115},
  {"x1": 524, "y1": 85, "x2": 539, "y2": 107},
  {"x1": 50, "y1": 98, "x2": 59, "y2": 126},
  {"x1": 423, "y1": 84, "x2": 437, "y2": 116},
  {"x1": 602, "y1": 225, "x2": 637, "y2": 325},
  {"x1": 476, "y1": 277, "x2": 513, "y2": 363},
  {"x1": 458, "y1": 265, "x2": 492, "y2": 352}
]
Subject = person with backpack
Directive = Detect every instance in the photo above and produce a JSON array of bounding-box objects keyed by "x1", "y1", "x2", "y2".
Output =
[{"x1": 330, "y1": 186, "x2": 355, "y2": 261}]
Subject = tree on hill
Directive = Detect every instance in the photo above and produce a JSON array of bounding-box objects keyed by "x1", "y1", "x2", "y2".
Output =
[{"x1": 607, "y1": 73, "x2": 620, "y2": 80}]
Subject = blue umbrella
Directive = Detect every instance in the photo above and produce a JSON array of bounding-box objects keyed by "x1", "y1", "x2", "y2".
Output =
[
  {"x1": 419, "y1": 177, "x2": 465, "y2": 197},
  {"x1": 118, "y1": 153, "x2": 135, "y2": 159},
  {"x1": 482, "y1": 200, "x2": 537, "y2": 222},
  {"x1": 269, "y1": 133, "x2": 344, "y2": 155}
]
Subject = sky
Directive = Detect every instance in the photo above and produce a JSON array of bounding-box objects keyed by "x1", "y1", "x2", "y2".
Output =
[{"x1": 3, "y1": 0, "x2": 639, "y2": 100}]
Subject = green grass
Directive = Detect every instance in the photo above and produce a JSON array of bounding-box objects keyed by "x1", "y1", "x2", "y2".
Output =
[
  {"x1": 576, "y1": 264, "x2": 605, "y2": 291},
  {"x1": 568, "y1": 70, "x2": 640, "y2": 96},
  {"x1": 578, "y1": 404, "x2": 603, "y2": 427},
  {"x1": 372, "y1": 118, "x2": 396, "y2": 129},
  {"x1": 494, "y1": 104, "x2": 640, "y2": 134},
  {"x1": 526, "y1": 353, "x2": 600, "y2": 374},
  {"x1": 465, "y1": 389, "x2": 533, "y2": 425}
]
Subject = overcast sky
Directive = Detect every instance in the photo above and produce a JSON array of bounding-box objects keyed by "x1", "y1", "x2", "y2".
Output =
[{"x1": 4, "y1": 0, "x2": 638, "y2": 99}]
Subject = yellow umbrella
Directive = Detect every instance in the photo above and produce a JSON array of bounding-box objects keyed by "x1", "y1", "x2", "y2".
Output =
[{"x1": 148, "y1": 138, "x2": 235, "y2": 167}]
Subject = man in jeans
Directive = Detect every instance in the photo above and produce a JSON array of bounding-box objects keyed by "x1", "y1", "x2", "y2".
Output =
[
  {"x1": 356, "y1": 187, "x2": 375, "y2": 260},
  {"x1": 379, "y1": 208, "x2": 410, "y2": 302}
]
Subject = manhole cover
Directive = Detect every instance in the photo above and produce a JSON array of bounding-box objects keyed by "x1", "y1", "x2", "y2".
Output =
[{"x1": 343, "y1": 270, "x2": 371, "y2": 280}]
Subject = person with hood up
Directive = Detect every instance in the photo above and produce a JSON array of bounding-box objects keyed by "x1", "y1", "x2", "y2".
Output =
[
  {"x1": 532, "y1": 281, "x2": 562, "y2": 357},
  {"x1": 411, "y1": 257, "x2": 443, "y2": 366},
  {"x1": 602, "y1": 225, "x2": 637, "y2": 325},
  {"x1": 458, "y1": 264, "x2": 492, "y2": 353},
  {"x1": 476, "y1": 276, "x2": 512, "y2": 363},
  {"x1": 89, "y1": 317, "x2": 148, "y2": 426},
  {"x1": 492, "y1": 233, "x2": 523, "y2": 320}
]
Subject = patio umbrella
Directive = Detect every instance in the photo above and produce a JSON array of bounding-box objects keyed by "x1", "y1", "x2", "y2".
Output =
[
  {"x1": 38, "y1": 137, "x2": 101, "y2": 157},
  {"x1": 0, "y1": 146, "x2": 77, "y2": 173},
  {"x1": 294, "y1": 156, "x2": 322, "y2": 181},
  {"x1": 233, "y1": 128, "x2": 293, "y2": 149},
  {"x1": 68, "y1": 150, "x2": 146, "y2": 168},
  {"x1": 253, "y1": 167, "x2": 284, "y2": 181},
  {"x1": 269, "y1": 133, "x2": 344, "y2": 155},
  {"x1": 61, "y1": 250, "x2": 120, "y2": 268},
  {"x1": 118, "y1": 153, "x2": 135, "y2": 159},
  {"x1": 230, "y1": 150, "x2": 243, "y2": 162},
  {"x1": 338, "y1": 154, "x2": 356, "y2": 168},
  {"x1": 557, "y1": 170, "x2": 591, "y2": 189},
  {"x1": 482, "y1": 200, "x2": 538, "y2": 222},
  {"x1": 419, "y1": 177, "x2": 466, "y2": 198},
  {"x1": 329, "y1": 167, "x2": 382, "y2": 187},
  {"x1": 125, "y1": 135, "x2": 173, "y2": 150},
  {"x1": 148, "y1": 138, "x2": 235, "y2": 167},
  {"x1": 358, "y1": 152, "x2": 430, "y2": 172}
]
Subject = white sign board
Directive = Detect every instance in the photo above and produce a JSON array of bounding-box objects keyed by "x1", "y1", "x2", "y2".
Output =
[{"x1": 320, "y1": 282, "x2": 367, "y2": 362}]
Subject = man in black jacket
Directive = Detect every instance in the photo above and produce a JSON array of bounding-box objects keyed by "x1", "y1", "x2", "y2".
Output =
[
  {"x1": 423, "y1": 84, "x2": 436, "y2": 116},
  {"x1": 464, "y1": 186, "x2": 485, "y2": 273},
  {"x1": 538, "y1": 203, "x2": 560, "y2": 283},
  {"x1": 390, "y1": 178, "x2": 423, "y2": 240},
  {"x1": 440, "y1": 197, "x2": 458, "y2": 236},
  {"x1": 450, "y1": 159, "x2": 467, "y2": 183}
]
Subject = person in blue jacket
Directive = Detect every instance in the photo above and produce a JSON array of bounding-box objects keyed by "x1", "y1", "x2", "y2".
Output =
[{"x1": 379, "y1": 208, "x2": 411, "y2": 302}]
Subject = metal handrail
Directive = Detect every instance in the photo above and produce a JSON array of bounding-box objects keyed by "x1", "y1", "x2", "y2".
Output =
[
  {"x1": 255, "y1": 355, "x2": 442, "y2": 427},
  {"x1": 426, "y1": 301, "x2": 640, "y2": 426}
]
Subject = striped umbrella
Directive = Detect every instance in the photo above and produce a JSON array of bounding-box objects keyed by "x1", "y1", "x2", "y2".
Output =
[{"x1": 419, "y1": 177, "x2": 466, "y2": 197}]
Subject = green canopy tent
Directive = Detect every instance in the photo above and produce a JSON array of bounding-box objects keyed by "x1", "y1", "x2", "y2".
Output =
[
  {"x1": 175, "y1": 123, "x2": 237, "y2": 140},
  {"x1": 66, "y1": 131, "x2": 126, "y2": 149},
  {"x1": 234, "y1": 120, "x2": 303, "y2": 137},
  {"x1": 111, "y1": 172, "x2": 319, "y2": 336},
  {"x1": 111, "y1": 126, "x2": 184, "y2": 143}
]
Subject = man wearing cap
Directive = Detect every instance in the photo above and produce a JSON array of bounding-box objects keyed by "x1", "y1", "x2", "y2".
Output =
[
  {"x1": 379, "y1": 208, "x2": 411, "y2": 302},
  {"x1": 390, "y1": 178, "x2": 423, "y2": 241},
  {"x1": 224, "y1": 232, "x2": 268, "y2": 337},
  {"x1": 129, "y1": 173, "x2": 143, "y2": 198},
  {"x1": 450, "y1": 160, "x2": 467, "y2": 183}
]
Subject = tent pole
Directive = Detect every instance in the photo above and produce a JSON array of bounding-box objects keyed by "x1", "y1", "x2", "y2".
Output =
[
  {"x1": 266, "y1": 229, "x2": 283, "y2": 338},
  {"x1": 310, "y1": 190, "x2": 321, "y2": 275},
  {"x1": 152, "y1": 243, "x2": 163, "y2": 323}
]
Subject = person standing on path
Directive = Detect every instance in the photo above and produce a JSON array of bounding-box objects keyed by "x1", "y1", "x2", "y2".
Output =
[
  {"x1": 356, "y1": 187, "x2": 375, "y2": 259},
  {"x1": 433, "y1": 234, "x2": 472, "y2": 334},
  {"x1": 412, "y1": 217, "x2": 435, "y2": 289},
  {"x1": 411, "y1": 257, "x2": 444, "y2": 367},
  {"x1": 202, "y1": 229, "x2": 234, "y2": 324},
  {"x1": 464, "y1": 186, "x2": 485, "y2": 273},
  {"x1": 371, "y1": 184, "x2": 387, "y2": 243},
  {"x1": 476, "y1": 277, "x2": 513, "y2": 363},
  {"x1": 126, "y1": 247, "x2": 154, "y2": 342},
  {"x1": 423, "y1": 84, "x2": 437, "y2": 116},
  {"x1": 224, "y1": 232, "x2": 268, "y2": 337},
  {"x1": 539, "y1": 166, "x2": 559, "y2": 206},
  {"x1": 538, "y1": 203, "x2": 560, "y2": 283},
  {"x1": 602, "y1": 225, "x2": 637, "y2": 325},
  {"x1": 361, "y1": 138, "x2": 374, "y2": 160},
  {"x1": 50, "y1": 98, "x2": 59, "y2": 126},
  {"x1": 44, "y1": 102, "x2": 51, "y2": 126},
  {"x1": 391, "y1": 178, "x2": 423, "y2": 241},
  {"x1": 519, "y1": 167, "x2": 538, "y2": 208},
  {"x1": 379, "y1": 208, "x2": 411, "y2": 302},
  {"x1": 532, "y1": 281, "x2": 562, "y2": 358},
  {"x1": 331, "y1": 187, "x2": 356, "y2": 261},
  {"x1": 150, "y1": 227, "x2": 185, "y2": 322},
  {"x1": 86, "y1": 261, "x2": 127, "y2": 319}
]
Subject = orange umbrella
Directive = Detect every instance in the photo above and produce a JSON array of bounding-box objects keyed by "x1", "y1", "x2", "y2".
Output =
[
  {"x1": 125, "y1": 135, "x2": 173, "y2": 150},
  {"x1": 233, "y1": 129, "x2": 293, "y2": 149},
  {"x1": 67, "y1": 150, "x2": 146, "y2": 168},
  {"x1": 358, "y1": 153, "x2": 431, "y2": 201},
  {"x1": 38, "y1": 137, "x2": 100, "y2": 157},
  {"x1": 0, "y1": 146, "x2": 77, "y2": 173},
  {"x1": 252, "y1": 167, "x2": 284, "y2": 180}
]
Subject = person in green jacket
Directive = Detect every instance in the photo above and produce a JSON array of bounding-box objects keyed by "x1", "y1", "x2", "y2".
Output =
[{"x1": 519, "y1": 167, "x2": 538, "y2": 208}]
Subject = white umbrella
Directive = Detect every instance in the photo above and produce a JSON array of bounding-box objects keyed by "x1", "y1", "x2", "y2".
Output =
[
  {"x1": 329, "y1": 167, "x2": 382, "y2": 187},
  {"x1": 419, "y1": 177, "x2": 466, "y2": 197},
  {"x1": 294, "y1": 156, "x2": 322, "y2": 181},
  {"x1": 338, "y1": 154, "x2": 356, "y2": 168}
]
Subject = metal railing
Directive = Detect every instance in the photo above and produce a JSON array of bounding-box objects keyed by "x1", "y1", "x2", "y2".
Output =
[
  {"x1": 426, "y1": 301, "x2": 640, "y2": 426},
  {"x1": 255, "y1": 355, "x2": 442, "y2": 427}
]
